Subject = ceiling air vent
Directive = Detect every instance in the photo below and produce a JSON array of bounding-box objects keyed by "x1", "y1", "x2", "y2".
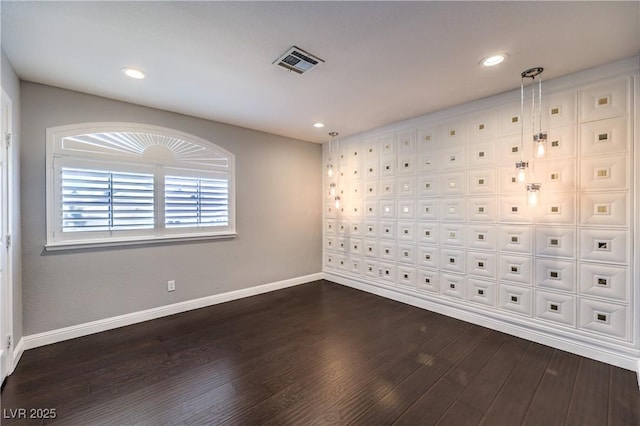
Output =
[{"x1": 273, "y1": 46, "x2": 324, "y2": 75}]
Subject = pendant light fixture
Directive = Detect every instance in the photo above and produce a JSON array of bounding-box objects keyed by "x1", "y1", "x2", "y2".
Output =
[
  {"x1": 518, "y1": 67, "x2": 545, "y2": 206},
  {"x1": 326, "y1": 132, "x2": 341, "y2": 209}
]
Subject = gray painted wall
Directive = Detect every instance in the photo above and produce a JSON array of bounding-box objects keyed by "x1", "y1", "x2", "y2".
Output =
[
  {"x1": 1, "y1": 49, "x2": 22, "y2": 345},
  {"x1": 21, "y1": 82, "x2": 322, "y2": 335}
]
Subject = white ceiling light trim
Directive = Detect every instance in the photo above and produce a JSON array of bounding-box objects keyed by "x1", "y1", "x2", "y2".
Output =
[
  {"x1": 481, "y1": 53, "x2": 508, "y2": 67},
  {"x1": 121, "y1": 67, "x2": 145, "y2": 79}
]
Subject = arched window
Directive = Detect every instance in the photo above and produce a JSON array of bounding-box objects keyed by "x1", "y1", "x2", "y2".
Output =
[{"x1": 45, "y1": 123, "x2": 235, "y2": 249}]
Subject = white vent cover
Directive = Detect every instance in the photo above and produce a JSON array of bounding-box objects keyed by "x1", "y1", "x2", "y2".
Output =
[{"x1": 273, "y1": 46, "x2": 324, "y2": 74}]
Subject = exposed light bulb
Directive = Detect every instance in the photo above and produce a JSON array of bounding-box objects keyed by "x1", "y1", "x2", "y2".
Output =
[
  {"x1": 334, "y1": 196, "x2": 341, "y2": 209},
  {"x1": 535, "y1": 142, "x2": 545, "y2": 158},
  {"x1": 515, "y1": 161, "x2": 528, "y2": 183},
  {"x1": 327, "y1": 165, "x2": 333, "y2": 178},
  {"x1": 517, "y1": 168, "x2": 526, "y2": 183},
  {"x1": 329, "y1": 183, "x2": 336, "y2": 196},
  {"x1": 527, "y1": 183, "x2": 541, "y2": 207}
]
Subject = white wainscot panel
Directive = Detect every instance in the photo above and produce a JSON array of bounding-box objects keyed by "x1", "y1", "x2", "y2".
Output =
[
  {"x1": 498, "y1": 226, "x2": 533, "y2": 254},
  {"x1": 379, "y1": 221, "x2": 396, "y2": 240},
  {"x1": 439, "y1": 119, "x2": 468, "y2": 146},
  {"x1": 498, "y1": 283, "x2": 533, "y2": 316},
  {"x1": 400, "y1": 198, "x2": 418, "y2": 223},
  {"x1": 325, "y1": 253, "x2": 336, "y2": 270},
  {"x1": 536, "y1": 159, "x2": 576, "y2": 193},
  {"x1": 467, "y1": 225, "x2": 498, "y2": 251},
  {"x1": 535, "y1": 258, "x2": 576, "y2": 293},
  {"x1": 467, "y1": 251, "x2": 497, "y2": 279},
  {"x1": 365, "y1": 180, "x2": 378, "y2": 198},
  {"x1": 364, "y1": 200, "x2": 378, "y2": 219},
  {"x1": 535, "y1": 291, "x2": 576, "y2": 327},
  {"x1": 336, "y1": 220, "x2": 348, "y2": 235},
  {"x1": 419, "y1": 150, "x2": 441, "y2": 174},
  {"x1": 545, "y1": 125, "x2": 577, "y2": 159},
  {"x1": 440, "y1": 248, "x2": 466, "y2": 274},
  {"x1": 469, "y1": 140, "x2": 496, "y2": 168},
  {"x1": 396, "y1": 130, "x2": 417, "y2": 154},
  {"x1": 397, "y1": 221, "x2": 416, "y2": 243},
  {"x1": 363, "y1": 260, "x2": 379, "y2": 278},
  {"x1": 336, "y1": 255, "x2": 348, "y2": 271},
  {"x1": 417, "y1": 198, "x2": 439, "y2": 220},
  {"x1": 397, "y1": 266, "x2": 417, "y2": 289},
  {"x1": 417, "y1": 268, "x2": 439, "y2": 294},
  {"x1": 397, "y1": 177, "x2": 416, "y2": 198},
  {"x1": 379, "y1": 178, "x2": 396, "y2": 198},
  {"x1": 579, "y1": 155, "x2": 628, "y2": 191},
  {"x1": 579, "y1": 263, "x2": 628, "y2": 303},
  {"x1": 579, "y1": 228, "x2": 628, "y2": 264},
  {"x1": 498, "y1": 254, "x2": 533, "y2": 285},
  {"x1": 440, "y1": 198, "x2": 466, "y2": 222},
  {"x1": 346, "y1": 198, "x2": 362, "y2": 218},
  {"x1": 468, "y1": 168, "x2": 496, "y2": 195},
  {"x1": 536, "y1": 193, "x2": 576, "y2": 225},
  {"x1": 348, "y1": 256, "x2": 363, "y2": 275},
  {"x1": 379, "y1": 262, "x2": 397, "y2": 284},
  {"x1": 397, "y1": 154, "x2": 417, "y2": 176},
  {"x1": 347, "y1": 179, "x2": 364, "y2": 199},
  {"x1": 418, "y1": 175, "x2": 439, "y2": 197},
  {"x1": 499, "y1": 134, "x2": 531, "y2": 165},
  {"x1": 440, "y1": 172, "x2": 467, "y2": 196},
  {"x1": 467, "y1": 278, "x2": 497, "y2": 308},
  {"x1": 349, "y1": 238, "x2": 363, "y2": 256},
  {"x1": 468, "y1": 109, "x2": 498, "y2": 141},
  {"x1": 498, "y1": 166, "x2": 525, "y2": 194},
  {"x1": 364, "y1": 221, "x2": 378, "y2": 238},
  {"x1": 347, "y1": 162, "x2": 362, "y2": 181},
  {"x1": 417, "y1": 125, "x2": 438, "y2": 151},
  {"x1": 441, "y1": 273, "x2": 466, "y2": 300},
  {"x1": 363, "y1": 239, "x2": 378, "y2": 258},
  {"x1": 325, "y1": 202, "x2": 336, "y2": 218},
  {"x1": 325, "y1": 218, "x2": 336, "y2": 234},
  {"x1": 498, "y1": 195, "x2": 532, "y2": 223},
  {"x1": 379, "y1": 199, "x2": 396, "y2": 219},
  {"x1": 349, "y1": 221, "x2": 363, "y2": 237},
  {"x1": 336, "y1": 237, "x2": 347, "y2": 252},
  {"x1": 578, "y1": 298, "x2": 628, "y2": 340},
  {"x1": 440, "y1": 145, "x2": 468, "y2": 171},
  {"x1": 535, "y1": 227, "x2": 576, "y2": 259},
  {"x1": 498, "y1": 102, "x2": 531, "y2": 136},
  {"x1": 379, "y1": 133, "x2": 396, "y2": 157},
  {"x1": 325, "y1": 236, "x2": 336, "y2": 252},
  {"x1": 364, "y1": 138, "x2": 378, "y2": 158},
  {"x1": 580, "y1": 117, "x2": 629, "y2": 156},
  {"x1": 467, "y1": 197, "x2": 498, "y2": 222},
  {"x1": 418, "y1": 246, "x2": 439, "y2": 269},
  {"x1": 365, "y1": 160, "x2": 378, "y2": 179},
  {"x1": 579, "y1": 192, "x2": 628, "y2": 227},
  {"x1": 579, "y1": 77, "x2": 629, "y2": 122},
  {"x1": 541, "y1": 90, "x2": 577, "y2": 129},
  {"x1": 398, "y1": 244, "x2": 417, "y2": 265},
  {"x1": 380, "y1": 156, "x2": 396, "y2": 177},
  {"x1": 379, "y1": 242, "x2": 396, "y2": 261},
  {"x1": 440, "y1": 224, "x2": 466, "y2": 247},
  {"x1": 418, "y1": 222, "x2": 439, "y2": 245}
]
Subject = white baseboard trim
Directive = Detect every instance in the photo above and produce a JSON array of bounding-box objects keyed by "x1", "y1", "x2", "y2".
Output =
[
  {"x1": 21, "y1": 273, "x2": 322, "y2": 352},
  {"x1": 11, "y1": 337, "x2": 24, "y2": 374},
  {"x1": 324, "y1": 272, "x2": 640, "y2": 375}
]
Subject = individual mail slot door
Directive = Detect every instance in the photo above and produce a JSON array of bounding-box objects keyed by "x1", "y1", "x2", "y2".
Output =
[
  {"x1": 579, "y1": 117, "x2": 629, "y2": 156},
  {"x1": 535, "y1": 227, "x2": 576, "y2": 259},
  {"x1": 579, "y1": 77, "x2": 629, "y2": 122},
  {"x1": 498, "y1": 283, "x2": 533, "y2": 317},
  {"x1": 579, "y1": 263, "x2": 629, "y2": 302},
  {"x1": 440, "y1": 249, "x2": 465, "y2": 274},
  {"x1": 498, "y1": 254, "x2": 533, "y2": 285},
  {"x1": 535, "y1": 258, "x2": 576, "y2": 293},
  {"x1": 579, "y1": 229, "x2": 628, "y2": 264},
  {"x1": 535, "y1": 291, "x2": 576, "y2": 327},
  {"x1": 466, "y1": 278, "x2": 497, "y2": 308},
  {"x1": 578, "y1": 298, "x2": 628, "y2": 340},
  {"x1": 467, "y1": 251, "x2": 497, "y2": 279},
  {"x1": 440, "y1": 273, "x2": 466, "y2": 300}
]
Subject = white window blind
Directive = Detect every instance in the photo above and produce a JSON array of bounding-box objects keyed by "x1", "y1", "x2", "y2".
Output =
[
  {"x1": 61, "y1": 167, "x2": 155, "y2": 232},
  {"x1": 46, "y1": 123, "x2": 236, "y2": 249},
  {"x1": 165, "y1": 176, "x2": 229, "y2": 228}
]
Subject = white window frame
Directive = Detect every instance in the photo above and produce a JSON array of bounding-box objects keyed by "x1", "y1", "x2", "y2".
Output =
[{"x1": 45, "y1": 122, "x2": 236, "y2": 250}]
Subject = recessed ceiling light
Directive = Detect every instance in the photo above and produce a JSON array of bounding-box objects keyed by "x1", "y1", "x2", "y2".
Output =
[
  {"x1": 481, "y1": 54, "x2": 508, "y2": 67},
  {"x1": 313, "y1": 122, "x2": 325, "y2": 128},
  {"x1": 121, "y1": 67, "x2": 146, "y2": 79}
]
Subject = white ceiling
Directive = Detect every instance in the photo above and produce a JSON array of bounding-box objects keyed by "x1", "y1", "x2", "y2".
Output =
[{"x1": 1, "y1": 1, "x2": 639, "y2": 143}]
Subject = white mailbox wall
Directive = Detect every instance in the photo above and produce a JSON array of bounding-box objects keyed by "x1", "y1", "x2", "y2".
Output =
[{"x1": 323, "y1": 58, "x2": 639, "y2": 371}]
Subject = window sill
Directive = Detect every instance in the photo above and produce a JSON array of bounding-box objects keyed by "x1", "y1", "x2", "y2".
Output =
[{"x1": 45, "y1": 232, "x2": 237, "y2": 252}]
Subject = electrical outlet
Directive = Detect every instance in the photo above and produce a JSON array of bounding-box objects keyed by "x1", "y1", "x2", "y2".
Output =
[{"x1": 168, "y1": 280, "x2": 176, "y2": 292}]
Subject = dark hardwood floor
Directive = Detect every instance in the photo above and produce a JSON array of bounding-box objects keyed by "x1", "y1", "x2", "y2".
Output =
[{"x1": 2, "y1": 280, "x2": 639, "y2": 425}]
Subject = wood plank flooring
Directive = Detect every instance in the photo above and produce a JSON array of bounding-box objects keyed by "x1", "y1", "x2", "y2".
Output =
[{"x1": 2, "y1": 280, "x2": 639, "y2": 425}]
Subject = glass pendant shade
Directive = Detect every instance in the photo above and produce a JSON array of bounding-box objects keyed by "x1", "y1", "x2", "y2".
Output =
[
  {"x1": 515, "y1": 161, "x2": 528, "y2": 183},
  {"x1": 534, "y1": 132, "x2": 547, "y2": 158},
  {"x1": 527, "y1": 183, "x2": 541, "y2": 207}
]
